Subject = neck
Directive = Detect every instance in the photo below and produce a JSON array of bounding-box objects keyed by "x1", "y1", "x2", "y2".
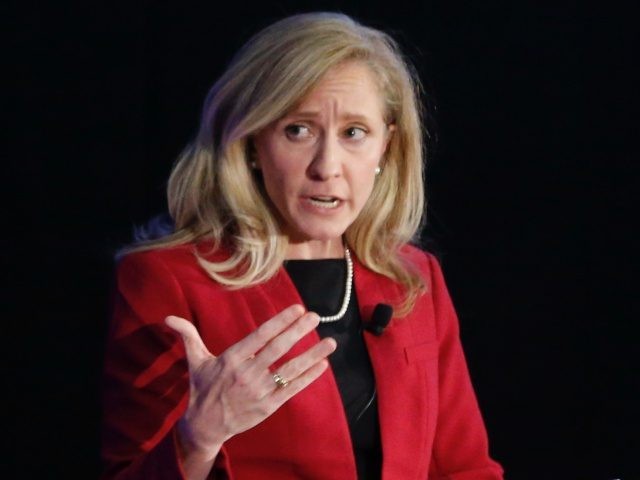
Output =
[{"x1": 285, "y1": 238, "x2": 345, "y2": 260}]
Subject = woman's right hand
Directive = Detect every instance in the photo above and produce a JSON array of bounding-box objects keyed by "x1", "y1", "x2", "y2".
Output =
[{"x1": 164, "y1": 304, "x2": 336, "y2": 470}]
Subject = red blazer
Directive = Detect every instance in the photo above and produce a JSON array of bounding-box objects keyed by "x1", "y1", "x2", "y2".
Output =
[{"x1": 101, "y1": 243, "x2": 503, "y2": 479}]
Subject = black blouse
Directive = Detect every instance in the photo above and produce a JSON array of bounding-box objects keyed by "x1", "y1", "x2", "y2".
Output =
[{"x1": 285, "y1": 258, "x2": 382, "y2": 480}]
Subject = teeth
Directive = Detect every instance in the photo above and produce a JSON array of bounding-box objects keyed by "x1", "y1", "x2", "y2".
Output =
[
  {"x1": 308, "y1": 197, "x2": 339, "y2": 208},
  {"x1": 312, "y1": 196, "x2": 335, "y2": 201}
]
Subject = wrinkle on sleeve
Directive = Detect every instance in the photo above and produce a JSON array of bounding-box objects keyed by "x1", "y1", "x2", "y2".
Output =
[{"x1": 101, "y1": 251, "x2": 231, "y2": 480}]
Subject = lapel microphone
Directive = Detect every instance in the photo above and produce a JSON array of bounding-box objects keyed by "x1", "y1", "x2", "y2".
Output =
[{"x1": 364, "y1": 303, "x2": 393, "y2": 336}]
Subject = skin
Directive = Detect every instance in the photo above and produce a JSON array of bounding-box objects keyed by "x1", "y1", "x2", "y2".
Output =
[
  {"x1": 253, "y1": 60, "x2": 394, "y2": 259},
  {"x1": 166, "y1": 308, "x2": 335, "y2": 479},
  {"x1": 165, "y1": 61, "x2": 393, "y2": 479}
]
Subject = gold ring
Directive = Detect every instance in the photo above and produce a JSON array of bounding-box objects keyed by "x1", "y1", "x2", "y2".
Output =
[{"x1": 272, "y1": 373, "x2": 289, "y2": 389}]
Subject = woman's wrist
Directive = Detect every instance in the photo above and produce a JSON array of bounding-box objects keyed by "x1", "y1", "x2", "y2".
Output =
[{"x1": 175, "y1": 417, "x2": 224, "y2": 463}]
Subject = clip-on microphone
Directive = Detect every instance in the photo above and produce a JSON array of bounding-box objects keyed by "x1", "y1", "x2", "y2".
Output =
[{"x1": 364, "y1": 303, "x2": 393, "y2": 336}]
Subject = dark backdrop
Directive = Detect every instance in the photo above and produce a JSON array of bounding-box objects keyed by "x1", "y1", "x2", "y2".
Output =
[{"x1": 8, "y1": 1, "x2": 638, "y2": 478}]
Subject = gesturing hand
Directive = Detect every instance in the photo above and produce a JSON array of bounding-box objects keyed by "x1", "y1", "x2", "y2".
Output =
[{"x1": 165, "y1": 304, "x2": 336, "y2": 462}]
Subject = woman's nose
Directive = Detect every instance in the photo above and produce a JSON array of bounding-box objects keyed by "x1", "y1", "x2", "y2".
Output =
[{"x1": 307, "y1": 134, "x2": 342, "y2": 180}]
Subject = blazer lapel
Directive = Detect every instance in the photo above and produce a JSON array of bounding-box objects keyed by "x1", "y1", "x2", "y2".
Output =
[
  {"x1": 354, "y1": 256, "x2": 432, "y2": 479},
  {"x1": 259, "y1": 266, "x2": 359, "y2": 479}
]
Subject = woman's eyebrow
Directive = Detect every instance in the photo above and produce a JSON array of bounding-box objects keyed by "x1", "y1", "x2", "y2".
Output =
[{"x1": 286, "y1": 110, "x2": 373, "y2": 123}]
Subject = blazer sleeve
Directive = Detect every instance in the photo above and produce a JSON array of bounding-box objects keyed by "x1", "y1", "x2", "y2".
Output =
[
  {"x1": 100, "y1": 251, "x2": 231, "y2": 480},
  {"x1": 425, "y1": 253, "x2": 504, "y2": 480}
]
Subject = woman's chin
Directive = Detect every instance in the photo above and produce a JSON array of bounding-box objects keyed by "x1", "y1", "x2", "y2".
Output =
[{"x1": 286, "y1": 225, "x2": 348, "y2": 245}]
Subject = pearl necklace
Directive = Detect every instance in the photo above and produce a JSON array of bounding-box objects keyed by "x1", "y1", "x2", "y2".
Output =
[{"x1": 318, "y1": 247, "x2": 353, "y2": 323}]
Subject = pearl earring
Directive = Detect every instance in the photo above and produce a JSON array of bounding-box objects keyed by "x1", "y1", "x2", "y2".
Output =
[{"x1": 375, "y1": 166, "x2": 381, "y2": 176}]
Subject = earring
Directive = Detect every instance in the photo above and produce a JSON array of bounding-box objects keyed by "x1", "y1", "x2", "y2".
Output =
[
  {"x1": 250, "y1": 160, "x2": 258, "y2": 169},
  {"x1": 375, "y1": 166, "x2": 381, "y2": 176}
]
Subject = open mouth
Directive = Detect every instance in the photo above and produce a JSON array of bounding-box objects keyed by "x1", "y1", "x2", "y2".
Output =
[{"x1": 307, "y1": 196, "x2": 340, "y2": 208}]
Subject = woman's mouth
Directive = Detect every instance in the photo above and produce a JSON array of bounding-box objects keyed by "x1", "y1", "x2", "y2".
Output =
[{"x1": 306, "y1": 196, "x2": 341, "y2": 209}]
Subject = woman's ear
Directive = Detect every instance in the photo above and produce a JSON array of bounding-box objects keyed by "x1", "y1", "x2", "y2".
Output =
[
  {"x1": 384, "y1": 123, "x2": 396, "y2": 149},
  {"x1": 381, "y1": 123, "x2": 396, "y2": 159}
]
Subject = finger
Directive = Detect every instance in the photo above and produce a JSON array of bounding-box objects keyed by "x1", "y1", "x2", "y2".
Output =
[
  {"x1": 275, "y1": 337, "x2": 336, "y2": 383},
  {"x1": 270, "y1": 358, "x2": 331, "y2": 405},
  {"x1": 226, "y1": 304, "x2": 305, "y2": 360},
  {"x1": 165, "y1": 316, "x2": 212, "y2": 368},
  {"x1": 251, "y1": 336, "x2": 336, "y2": 399},
  {"x1": 249, "y1": 312, "x2": 321, "y2": 372}
]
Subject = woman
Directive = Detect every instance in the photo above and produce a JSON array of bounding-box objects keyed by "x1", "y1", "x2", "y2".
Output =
[{"x1": 102, "y1": 12, "x2": 503, "y2": 480}]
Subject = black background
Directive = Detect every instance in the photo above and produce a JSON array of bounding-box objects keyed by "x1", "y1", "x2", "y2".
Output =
[{"x1": 7, "y1": 1, "x2": 638, "y2": 478}]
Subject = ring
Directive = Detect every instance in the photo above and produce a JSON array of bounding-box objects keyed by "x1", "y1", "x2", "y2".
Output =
[{"x1": 272, "y1": 373, "x2": 289, "y2": 389}]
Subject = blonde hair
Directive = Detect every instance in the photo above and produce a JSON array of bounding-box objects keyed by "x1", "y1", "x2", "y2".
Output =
[{"x1": 127, "y1": 12, "x2": 427, "y2": 316}]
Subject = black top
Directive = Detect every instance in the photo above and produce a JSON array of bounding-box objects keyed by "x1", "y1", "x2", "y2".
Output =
[{"x1": 285, "y1": 258, "x2": 382, "y2": 480}]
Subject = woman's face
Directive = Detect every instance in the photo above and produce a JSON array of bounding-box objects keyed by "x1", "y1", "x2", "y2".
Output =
[{"x1": 253, "y1": 61, "x2": 392, "y2": 251}]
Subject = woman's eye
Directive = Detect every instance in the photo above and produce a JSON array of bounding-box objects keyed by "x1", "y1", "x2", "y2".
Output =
[
  {"x1": 285, "y1": 124, "x2": 312, "y2": 139},
  {"x1": 344, "y1": 127, "x2": 367, "y2": 140}
]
